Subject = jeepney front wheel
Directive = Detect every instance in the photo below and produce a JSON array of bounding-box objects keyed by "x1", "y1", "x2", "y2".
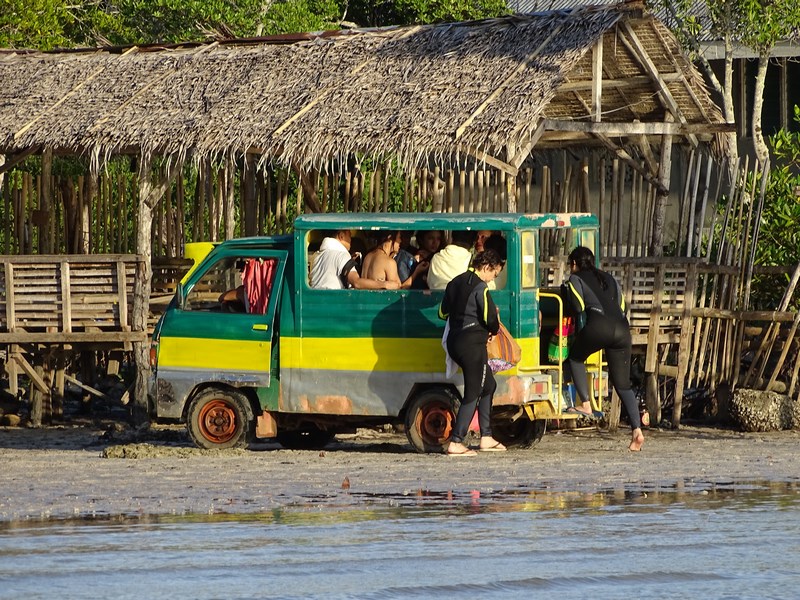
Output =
[
  {"x1": 187, "y1": 388, "x2": 254, "y2": 450},
  {"x1": 405, "y1": 389, "x2": 460, "y2": 454}
]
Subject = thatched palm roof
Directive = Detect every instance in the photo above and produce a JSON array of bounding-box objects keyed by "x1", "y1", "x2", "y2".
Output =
[{"x1": 0, "y1": 4, "x2": 725, "y2": 173}]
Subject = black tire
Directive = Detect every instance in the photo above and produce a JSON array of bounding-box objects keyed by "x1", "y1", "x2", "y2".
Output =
[
  {"x1": 276, "y1": 426, "x2": 335, "y2": 450},
  {"x1": 405, "y1": 388, "x2": 460, "y2": 453},
  {"x1": 186, "y1": 388, "x2": 254, "y2": 450},
  {"x1": 491, "y1": 410, "x2": 545, "y2": 449}
]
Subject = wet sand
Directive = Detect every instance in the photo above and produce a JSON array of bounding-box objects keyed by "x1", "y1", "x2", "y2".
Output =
[{"x1": 1, "y1": 424, "x2": 799, "y2": 522}]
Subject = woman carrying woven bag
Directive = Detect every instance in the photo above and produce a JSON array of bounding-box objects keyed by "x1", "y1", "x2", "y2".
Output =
[{"x1": 438, "y1": 249, "x2": 507, "y2": 456}]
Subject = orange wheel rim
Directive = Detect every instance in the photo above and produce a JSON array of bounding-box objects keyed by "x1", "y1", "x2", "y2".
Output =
[
  {"x1": 415, "y1": 403, "x2": 452, "y2": 445},
  {"x1": 198, "y1": 399, "x2": 238, "y2": 444}
]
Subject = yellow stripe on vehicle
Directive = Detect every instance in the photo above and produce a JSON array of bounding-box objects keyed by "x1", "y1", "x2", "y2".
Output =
[
  {"x1": 158, "y1": 337, "x2": 270, "y2": 371},
  {"x1": 159, "y1": 335, "x2": 542, "y2": 374},
  {"x1": 280, "y1": 336, "x2": 540, "y2": 372}
]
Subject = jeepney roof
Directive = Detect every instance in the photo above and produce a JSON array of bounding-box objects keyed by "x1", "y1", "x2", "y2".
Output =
[
  {"x1": 293, "y1": 212, "x2": 597, "y2": 231},
  {"x1": 216, "y1": 234, "x2": 295, "y2": 248}
]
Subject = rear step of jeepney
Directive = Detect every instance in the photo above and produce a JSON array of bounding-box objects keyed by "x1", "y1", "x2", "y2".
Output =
[{"x1": 516, "y1": 368, "x2": 581, "y2": 420}]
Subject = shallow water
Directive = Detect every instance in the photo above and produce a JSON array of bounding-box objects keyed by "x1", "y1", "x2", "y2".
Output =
[{"x1": 1, "y1": 482, "x2": 798, "y2": 600}]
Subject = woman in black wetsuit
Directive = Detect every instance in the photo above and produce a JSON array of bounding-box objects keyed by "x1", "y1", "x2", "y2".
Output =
[
  {"x1": 438, "y1": 250, "x2": 507, "y2": 456},
  {"x1": 564, "y1": 246, "x2": 645, "y2": 452}
]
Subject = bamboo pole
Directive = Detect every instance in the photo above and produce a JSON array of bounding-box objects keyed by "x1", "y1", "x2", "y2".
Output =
[
  {"x1": 539, "y1": 165, "x2": 548, "y2": 215},
  {"x1": 685, "y1": 152, "x2": 703, "y2": 257},
  {"x1": 263, "y1": 169, "x2": 272, "y2": 234},
  {"x1": 3, "y1": 174, "x2": 10, "y2": 253},
  {"x1": 787, "y1": 329, "x2": 800, "y2": 397},
  {"x1": 765, "y1": 309, "x2": 800, "y2": 392},
  {"x1": 445, "y1": 169, "x2": 454, "y2": 213},
  {"x1": 192, "y1": 166, "x2": 203, "y2": 242},
  {"x1": 281, "y1": 169, "x2": 289, "y2": 232},
  {"x1": 744, "y1": 262, "x2": 800, "y2": 387},
  {"x1": 357, "y1": 171, "x2": 365, "y2": 213},
  {"x1": 625, "y1": 171, "x2": 636, "y2": 258},
  {"x1": 671, "y1": 262, "x2": 698, "y2": 426},
  {"x1": 383, "y1": 162, "x2": 390, "y2": 213},
  {"x1": 40, "y1": 148, "x2": 53, "y2": 253},
  {"x1": 677, "y1": 149, "x2": 696, "y2": 255},
  {"x1": 742, "y1": 160, "x2": 770, "y2": 311},
  {"x1": 467, "y1": 170, "x2": 475, "y2": 213}
]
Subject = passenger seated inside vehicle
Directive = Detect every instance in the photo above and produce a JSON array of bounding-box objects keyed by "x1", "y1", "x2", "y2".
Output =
[
  {"x1": 484, "y1": 233, "x2": 508, "y2": 290},
  {"x1": 427, "y1": 230, "x2": 475, "y2": 290},
  {"x1": 362, "y1": 230, "x2": 429, "y2": 289},
  {"x1": 309, "y1": 229, "x2": 399, "y2": 290},
  {"x1": 218, "y1": 258, "x2": 277, "y2": 314},
  {"x1": 410, "y1": 230, "x2": 443, "y2": 289}
]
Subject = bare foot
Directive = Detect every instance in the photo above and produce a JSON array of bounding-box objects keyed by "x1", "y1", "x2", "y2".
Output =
[
  {"x1": 447, "y1": 442, "x2": 477, "y2": 456},
  {"x1": 629, "y1": 428, "x2": 644, "y2": 452}
]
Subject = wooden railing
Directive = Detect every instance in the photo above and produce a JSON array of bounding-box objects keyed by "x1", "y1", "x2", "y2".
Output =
[{"x1": 0, "y1": 254, "x2": 146, "y2": 344}]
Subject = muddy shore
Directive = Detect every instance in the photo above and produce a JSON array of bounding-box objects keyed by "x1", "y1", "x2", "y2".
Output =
[{"x1": 1, "y1": 423, "x2": 799, "y2": 523}]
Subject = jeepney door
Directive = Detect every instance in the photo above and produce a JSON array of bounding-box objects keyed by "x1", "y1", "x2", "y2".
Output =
[{"x1": 157, "y1": 250, "x2": 287, "y2": 389}]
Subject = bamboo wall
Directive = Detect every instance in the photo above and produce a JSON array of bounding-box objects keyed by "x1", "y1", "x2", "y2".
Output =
[{"x1": 0, "y1": 149, "x2": 710, "y2": 260}]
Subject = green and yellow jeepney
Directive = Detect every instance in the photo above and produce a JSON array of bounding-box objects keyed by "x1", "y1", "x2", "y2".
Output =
[{"x1": 149, "y1": 212, "x2": 606, "y2": 451}]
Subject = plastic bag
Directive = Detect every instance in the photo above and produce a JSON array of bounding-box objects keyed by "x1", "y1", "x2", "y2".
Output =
[
  {"x1": 547, "y1": 317, "x2": 574, "y2": 363},
  {"x1": 487, "y1": 322, "x2": 522, "y2": 373}
]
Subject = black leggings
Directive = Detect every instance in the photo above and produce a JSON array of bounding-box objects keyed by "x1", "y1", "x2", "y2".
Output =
[
  {"x1": 567, "y1": 316, "x2": 641, "y2": 430},
  {"x1": 447, "y1": 329, "x2": 496, "y2": 443}
]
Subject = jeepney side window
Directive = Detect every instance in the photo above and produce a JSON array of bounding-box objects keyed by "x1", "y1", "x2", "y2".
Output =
[
  {"x1": 578, "y1": 229, "x2": 597, "y2": 258},
  {"x1": 521, "y1": 231, "x2": 537, "y2": 289},
  {"x1": 307, "y1": 229, "x2": 369, "y2": 289},
  {"x1": 184, "y1": 256, "x2": 276, "y2": 314}
]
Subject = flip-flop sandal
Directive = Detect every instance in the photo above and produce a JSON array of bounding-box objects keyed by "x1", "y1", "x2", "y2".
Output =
[
  {"x1": 447, "y1": 448, "x2": 477, "y2": 456},
  {"x1": 479, "y1": 442, "x2": 507, "y2": 452},
  {"x1": 565, "y1": 406, "x2": 598, "y2": 419}
]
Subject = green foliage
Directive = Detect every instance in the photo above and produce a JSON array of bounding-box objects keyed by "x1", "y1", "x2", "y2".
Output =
[
  {"x1": 749, "y1": 106, "x2": 800, "y2": 309},
  {"x1": 0, "y1": 0, "x2": 74, "y2": 49},
  {"x1": 1, "y1": 0, "x2": 508, "y2": 50},
  {"x1": 738, "y1": 0, "x2": 800, "y2": 55},
  {"x1": 261, "y1": 0, "x2": 344, "y2": 35},
  {"x1": 349, "y1": 0, "x2": 506, "y2": 26}
]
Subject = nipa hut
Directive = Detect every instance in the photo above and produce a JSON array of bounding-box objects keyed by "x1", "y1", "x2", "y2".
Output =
[{"x1": 0, "y1": 3, "x2": 731, "y2": 423}]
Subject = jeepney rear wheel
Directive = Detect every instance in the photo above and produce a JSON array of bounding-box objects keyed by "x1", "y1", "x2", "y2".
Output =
[
  {"x1": 491, "y1": 410, "x2": 545, "y2": 449},
  {"x1": 187, "y1": 388, "x2": 254, "y2": 450},
  {"x1": 405, "y1": 389, "x2": 460, "y2": 454}
]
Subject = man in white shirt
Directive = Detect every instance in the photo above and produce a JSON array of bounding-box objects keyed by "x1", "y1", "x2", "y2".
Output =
[{"x1": 309, "y1": 229, "x2": 399, "y2": 290}]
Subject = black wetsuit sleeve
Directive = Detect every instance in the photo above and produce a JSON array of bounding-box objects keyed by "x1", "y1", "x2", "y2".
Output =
[
  {"x1": 438, "y1": 282, "x2": 452, "y2": 321},
  {"x1": 478, "y1": 283, "x2": 500, "y2": 335},
  {"x1": 566, "y1": 274, "x2": 587, "y2": 315}
]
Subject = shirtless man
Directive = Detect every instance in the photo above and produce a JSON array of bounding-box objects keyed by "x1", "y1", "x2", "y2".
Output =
[
  {"x1": 310, "y1": 229, "x2": 399, "y2": 290},
  {"x1": 362, "y1": 230, "x2": 428, "y2": 289}
]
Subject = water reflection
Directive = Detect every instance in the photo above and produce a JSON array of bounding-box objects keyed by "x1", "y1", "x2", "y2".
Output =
[{"x1": 0, "y1": 482, "x2": 798, "y2": 600}]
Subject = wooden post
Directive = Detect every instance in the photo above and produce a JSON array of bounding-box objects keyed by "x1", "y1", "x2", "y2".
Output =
[
  {"x1": 506, "y1": 170, "x2": 517, "y2": 213},
  {"x1": 40, "y1": 148, "x2": 53, "y2": 253},
  {"x1": 132, "y1": 153, "x2": 181, "y2": 426},
  {"x1": 81, "y1": 172, "x2": 94, "y2": 254},
  {"x1": 224, "y1": 159, "x2": 236, "y2": 240},
  {"x1": 609, "y1": 158, "x2": 619, "y2": 255},
  {"x1": 446, "y1": 170, "x2": 454, "y2": 213},
  {"x1": 671, "y1": 262, "x2": 698, "y2": 427},
  {"x1": 3, "y1": 172, "x2": 10, "y2": 254},
  {"x1": 650, "y1": 117, "x2": 674, "y2": 256}
]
